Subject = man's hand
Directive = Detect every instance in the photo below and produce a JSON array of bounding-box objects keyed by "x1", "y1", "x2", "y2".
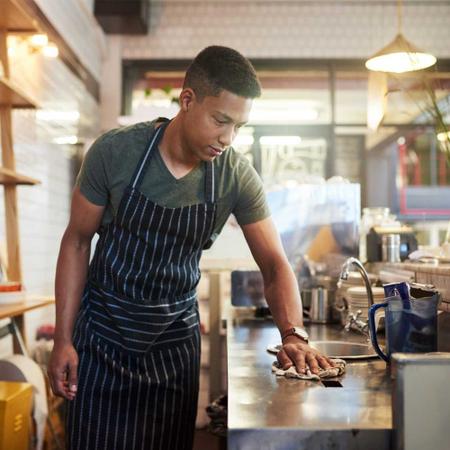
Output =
[
  {"x1": 277, "y1": 335, "x2": 335, "y2": 375},
  {"x1": 48, "y1": 343, "x2": 79, "y2": 400}
]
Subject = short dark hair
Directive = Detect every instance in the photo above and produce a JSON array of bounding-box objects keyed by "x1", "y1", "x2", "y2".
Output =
[{"x1": 183, "y1": 46, "x2": 261, "y2": 100}]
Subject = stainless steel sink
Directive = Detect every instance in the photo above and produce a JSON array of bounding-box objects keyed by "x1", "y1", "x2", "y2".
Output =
[
  {"x1": 267, "y1": 340, "x2": 379, "y2": 359},
  {"x1": 309, "y1": 340, "x2": 379, "y2": 360}
]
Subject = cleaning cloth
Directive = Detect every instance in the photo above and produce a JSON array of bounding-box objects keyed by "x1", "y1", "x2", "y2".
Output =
[{"x1": 267, "y1": 344, "x2": 346, "y2": 381}]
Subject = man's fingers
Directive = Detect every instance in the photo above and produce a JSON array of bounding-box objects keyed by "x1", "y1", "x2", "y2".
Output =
[
  {"x1": 316, "y1": 355, "x2": 332, "y2": 370},
  {"x1": 306, "y1": 352, "x2": 320, "y2": 375},
  {"x1": 50, "y1": 370, "x2": 71, "y2": 399},
  {"x1": 293, "y1": 352, "x2": 306, "y2": 374},
  {"x1": 277, "y1": 348, "x2": 294, "y2": 370},
  {"x1": 48, "y1": 345, "x2": 79, "y2": 400},
  {"x1": 66, "y1": 360, "x2": 78, "y2": 399},
  {"x1": 282, "y1": 342, "x2": 337, "y2": 376},
  {"x1": 68, "y1": 365, "x2": 78, "y2": 391},
  {"x1": 282, "y1": 346, "x2": 307, "y2": 374}
]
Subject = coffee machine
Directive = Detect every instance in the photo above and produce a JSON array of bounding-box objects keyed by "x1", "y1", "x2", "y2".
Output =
[{"x1": 366, "y1": 226, "x2": 418, "y2": 262}]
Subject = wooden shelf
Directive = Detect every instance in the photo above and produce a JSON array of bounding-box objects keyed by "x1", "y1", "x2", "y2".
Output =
[
  {"x1": 0, "y1": 295, "x2": 54, "y2": 320},
  {"x1": 0, "y1": 166, "x2": 40, "y2": 185},
  {"x1": 0, "y1": 0, "x2": 39, "y2": 32},
  {"x1": 0, "y1": 77, "x2": 37, "y2": 109}
]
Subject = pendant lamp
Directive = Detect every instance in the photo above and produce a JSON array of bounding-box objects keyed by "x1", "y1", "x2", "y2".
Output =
[{"x1": 365, "y1": 0, "x2": 436, "y2": 73}]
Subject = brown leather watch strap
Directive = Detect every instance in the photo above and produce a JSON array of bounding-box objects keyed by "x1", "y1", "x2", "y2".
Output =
[
  {"x1": 281, "y1": 327, "x2": 308, "y2": 343},
  {"x1": 281, "y1": 328, "x2": 296, "y2": 340}
]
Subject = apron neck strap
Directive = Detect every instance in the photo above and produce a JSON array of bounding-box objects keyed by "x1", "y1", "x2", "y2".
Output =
[
  {"x1": 131, "y1": 120, "x2": 169, "y2": 190},
  {"x1": 204, "y1": 160, "x2": 215, "y2": 203},
  {"x1": 132, "y1": 119, "x2": 216, "y2": 203}
]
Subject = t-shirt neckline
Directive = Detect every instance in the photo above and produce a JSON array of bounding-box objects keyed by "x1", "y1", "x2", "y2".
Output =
[{"x1": 154, "y1": 146, "x2": 203, "y2": 183}]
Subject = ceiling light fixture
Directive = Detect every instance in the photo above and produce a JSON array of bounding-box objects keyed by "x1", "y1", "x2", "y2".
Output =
[
  {"x1": 53, "y1": 136, "x2": 78, "y2": 145},
  {"x1": 29, "y1": 34, "x2": 48, "y2": 48},
  {"x1": 6, "y1": 33, "x2": 59, "y2": 59},
  {"x1": 42, "y1": 42, "x2": 59, "y2": 58},
  {"x1": 365, "y1": 0, "x2": 436, "y2": 73}
]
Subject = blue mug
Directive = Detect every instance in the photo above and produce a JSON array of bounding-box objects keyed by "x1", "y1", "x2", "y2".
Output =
[{"x1": 368, "y1": 297, "x2": 438, "y2": 362}]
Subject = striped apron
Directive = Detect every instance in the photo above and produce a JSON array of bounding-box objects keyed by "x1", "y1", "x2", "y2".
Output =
[{"x1": 66, "y1": 121, "x2": 217, "y2": 450}]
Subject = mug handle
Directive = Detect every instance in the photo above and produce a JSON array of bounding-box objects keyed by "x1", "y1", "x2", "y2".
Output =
[{"x1": 368, "y1": 302, "x2": 389, "y2": 362}]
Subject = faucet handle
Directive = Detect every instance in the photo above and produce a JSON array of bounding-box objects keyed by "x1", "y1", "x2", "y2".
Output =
[
  {"x1": 344, "y1": 311, "x2": 357, "y2": 331},
  {"x1": 344, "y1": 309, "x2": 366, "y2": 333}
]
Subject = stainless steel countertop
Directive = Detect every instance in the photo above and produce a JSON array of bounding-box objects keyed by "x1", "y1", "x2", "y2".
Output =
[{"x1": 227, "y1": 319, "x2": 392, "y2": 432}]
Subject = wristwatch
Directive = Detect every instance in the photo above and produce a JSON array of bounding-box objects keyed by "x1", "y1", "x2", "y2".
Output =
[{"x1": 281, "y1": 326, "x2": 309, "y2": 343}]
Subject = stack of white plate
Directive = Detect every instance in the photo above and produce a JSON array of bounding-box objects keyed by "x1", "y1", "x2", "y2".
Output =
[
  {"x1": 346, "y1": 286, "x2": 385, "y2": 320},
  {"x1": 336, "y1": 272, "x2": 376, "y2": 305}
]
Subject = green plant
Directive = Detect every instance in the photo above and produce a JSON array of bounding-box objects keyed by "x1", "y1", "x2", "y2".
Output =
[{"x1": 391, "y1": 73, "x2": 450, "y2": 166}]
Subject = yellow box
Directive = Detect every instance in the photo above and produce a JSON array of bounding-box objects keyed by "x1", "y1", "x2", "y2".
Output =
[{"x1": 0, "y1": 381, "x2": 33, "y2": 450}]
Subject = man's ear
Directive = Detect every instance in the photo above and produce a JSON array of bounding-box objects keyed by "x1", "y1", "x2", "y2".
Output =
[{"x1": 179, "y1": 88, "x2": 196, "y2": 112}]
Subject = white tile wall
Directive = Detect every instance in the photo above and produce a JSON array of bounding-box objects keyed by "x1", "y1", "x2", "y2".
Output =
[
  {"x1": 34, "y1": 0, "x2": 106, "y2": 80},
  {"x1": 0, "y1": 110, "x2": 77, "y2": 355},
  {"x1": 119, "y1": 0, "x2": 450, "y2": 59},
  {"x1": 0, "y1": 9, "x2": 103, "y2": 354},
  {"x1": 9, "y1": 52, "x2": 100, "y2": 139},
  {"x1": 80, "y1": 0, "x2": 95, "y2": 14}
]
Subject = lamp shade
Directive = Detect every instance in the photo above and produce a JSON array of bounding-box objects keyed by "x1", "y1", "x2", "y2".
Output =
[{"x1": 365, "y1": 33, "x2": 436, "y2": 73}]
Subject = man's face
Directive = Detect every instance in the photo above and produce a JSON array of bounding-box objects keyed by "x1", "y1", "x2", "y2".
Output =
[{"x1": 180, "y1": 89, "x2": 253, "y2": 162}]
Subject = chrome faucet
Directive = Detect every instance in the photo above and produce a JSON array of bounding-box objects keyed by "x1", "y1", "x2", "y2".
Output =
[
  {"x1": 339, "y1": 257, "x2": 375, "y2": 336},
  {"x1": 344, "y1": 310, "x2": 369, "y2": 335}
]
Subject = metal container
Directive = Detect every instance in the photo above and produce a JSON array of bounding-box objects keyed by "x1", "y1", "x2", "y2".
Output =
[
  {"x1": 300, "y1": 288, "x2": 312, "y2": 310},
  {"x1": 309, "y1": 287, "x2": 333, "y2": 324},
  {"x1": 302, "y1": 275, "x2": 339, "y2": 324},
  {"x1": 381, "y1": 233, "x2": 401, "y2": 262}
]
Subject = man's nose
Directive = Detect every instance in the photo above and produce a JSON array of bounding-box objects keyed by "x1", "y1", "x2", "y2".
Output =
[{"x1": 218, "y1": 126, "x2": 236, "y2": 147}]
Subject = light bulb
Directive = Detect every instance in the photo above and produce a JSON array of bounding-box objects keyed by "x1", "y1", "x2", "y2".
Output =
[
  {"x1": 42, "y1": 43, "x2": 59, "y2": 58},
  {"x1": 366, "y1": 51, "x2": 436, "y2": 73},
  {"x1": 30, "y1": 34, "x2": 48, "y2": 48}
]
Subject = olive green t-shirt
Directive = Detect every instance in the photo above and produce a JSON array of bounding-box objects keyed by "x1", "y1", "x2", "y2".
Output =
[{"x1": 76, "y1": 120, "x2": 270, "y2": 243}]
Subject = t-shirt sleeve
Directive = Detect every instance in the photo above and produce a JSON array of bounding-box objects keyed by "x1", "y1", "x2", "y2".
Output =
[
  {"x1": 75, "y1": 133, "x2": 113, "y2": 206},
  {"x1": 232, "y1": 157, "x2": 271, "y2": 226}
]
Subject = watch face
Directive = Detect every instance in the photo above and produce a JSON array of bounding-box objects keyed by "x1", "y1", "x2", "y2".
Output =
[{"x1": 293, "y1": 327, "x2": 309, "y2": 340}]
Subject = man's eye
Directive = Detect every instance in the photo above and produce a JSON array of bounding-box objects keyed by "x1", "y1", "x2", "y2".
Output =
[{"x1": 214, "y1": 117, "x2": 226, "y2": 125}]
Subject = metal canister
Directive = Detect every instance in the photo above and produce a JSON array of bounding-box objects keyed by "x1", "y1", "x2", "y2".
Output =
[
  {"x1": 381, "y1": 233, "x2": 401, "y2": 262},
  {"x1": 309, "y1": 287, "x2": 332, "y2": 324}
]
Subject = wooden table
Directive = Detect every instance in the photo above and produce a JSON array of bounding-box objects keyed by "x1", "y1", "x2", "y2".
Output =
[{"x1": 0, "y1": 296, "x2": 54, "y2": 353}]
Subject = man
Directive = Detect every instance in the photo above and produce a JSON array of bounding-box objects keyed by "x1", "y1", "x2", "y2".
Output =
[{"x1": 48, "y1": 46, "x2": 333, "y2": 450}]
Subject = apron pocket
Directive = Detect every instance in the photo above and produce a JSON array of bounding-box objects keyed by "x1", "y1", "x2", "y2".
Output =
[{"x1": 86, "y1": 283, "x2": 198, "y2": 353}]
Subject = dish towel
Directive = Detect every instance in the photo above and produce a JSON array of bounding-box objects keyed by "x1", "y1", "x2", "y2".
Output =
[
  {"x1": 267, "y1": 344, "x2": 346, "y2": 381},
  {"x1": 271, "y1": 360, "x2": 346, "y2": 381}
]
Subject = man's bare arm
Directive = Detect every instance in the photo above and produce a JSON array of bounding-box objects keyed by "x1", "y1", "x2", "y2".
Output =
[
  {"x1": 48, "y1": 187, "x2": 104, "y2": 399},
  {"x1": 241, "y1": 217, "x2": 333, "y2": 374}
]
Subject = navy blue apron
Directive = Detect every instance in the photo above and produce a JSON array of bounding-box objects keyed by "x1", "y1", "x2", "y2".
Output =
[{"x1": 66, "y1": 120, "x2": 216, "y2": 450}]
